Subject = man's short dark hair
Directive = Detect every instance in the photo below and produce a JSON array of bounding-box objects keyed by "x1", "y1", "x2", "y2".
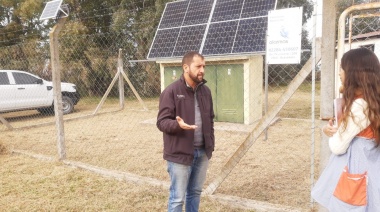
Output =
[{"x1": 182, "y1": 51, "x2": 204, "y2": 67}]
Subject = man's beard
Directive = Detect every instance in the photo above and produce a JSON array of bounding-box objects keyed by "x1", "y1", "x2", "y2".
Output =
[{"x1": 189, "y1": 72, "x2": 203, "y2": 83}]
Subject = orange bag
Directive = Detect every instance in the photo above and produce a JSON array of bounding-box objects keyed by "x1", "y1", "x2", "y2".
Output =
[{"x1": 333, "y1": 166, "x2": 367, "y2": 206}]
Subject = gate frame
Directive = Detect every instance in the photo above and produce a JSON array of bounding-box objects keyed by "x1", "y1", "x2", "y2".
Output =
[{"x1": 336, "y1": 2, "x2": 380, "y2": 97}]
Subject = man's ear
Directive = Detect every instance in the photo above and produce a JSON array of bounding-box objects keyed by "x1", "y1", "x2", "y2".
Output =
[{"x1": 183, "y1": 64, "x2": 189, "y2": 73}]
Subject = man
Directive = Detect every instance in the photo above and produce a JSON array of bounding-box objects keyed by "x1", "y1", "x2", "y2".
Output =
[{"x1": 156, "y1": 51, "x2": 215, "y2": 212}]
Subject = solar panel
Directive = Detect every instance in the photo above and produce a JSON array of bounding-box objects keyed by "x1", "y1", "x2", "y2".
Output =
[
  {"x1": 158, "y1": 1, "x2": 189, "y2": 29},
  {"x1": 39, "y1": 0, "x2": 63, "y2": 21},
  {"x1": 212, "y1": 0, "x2": 244, "y2": 22},
  {"x1": 183, "y1": 0, "x2": 214, "y2": 26},
  {"x1": 233, "y1": 17, "x2": 268, "y2": 53},
  {"x1": 242, "y1": 0, "x2": 277, "y2": 18},
  {"x1": 148, "y1": 28, "x2": 180, "y2": 58},
  {"x1": 202, "y1": 21, "x2": 239, "y2": 55},
  {"x1": 147, "y1": 0, "x2": 277, "y2": 59},
  {"x1": 173, "y1": 24, "x2": 207, "y2": 57}
]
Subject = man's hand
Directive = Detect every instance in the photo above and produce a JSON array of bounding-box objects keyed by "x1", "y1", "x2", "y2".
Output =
[{"x1": 176, "y1": 116, "x2": 197, "y2": 130}]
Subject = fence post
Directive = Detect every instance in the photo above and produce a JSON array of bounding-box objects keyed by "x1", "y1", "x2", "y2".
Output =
[
  {"x1": 118, "y1": 49, "x2": 125, "y2": 109},
  {"x1": 50, "y1": 17, "x2": 67, "y2": 160}
]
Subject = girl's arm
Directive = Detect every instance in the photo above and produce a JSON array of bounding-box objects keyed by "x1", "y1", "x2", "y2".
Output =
[{"x1": 329, "y1": 98, "x2": 370, "y2": 155}]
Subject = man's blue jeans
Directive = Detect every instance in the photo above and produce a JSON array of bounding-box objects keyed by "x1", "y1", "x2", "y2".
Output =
[{"x1": 167, "y1": 149, "x2": 209, "y2": 212}]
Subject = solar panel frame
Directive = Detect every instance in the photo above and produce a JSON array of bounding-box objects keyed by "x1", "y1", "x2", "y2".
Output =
[{"x1": 39, "y1": 0, "x2": 63, "y2": 21}]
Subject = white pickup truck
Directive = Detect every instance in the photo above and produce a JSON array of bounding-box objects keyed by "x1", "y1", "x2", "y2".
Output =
[{"x1": 0, "y1": 70, "x2": 80, "y2": 114}]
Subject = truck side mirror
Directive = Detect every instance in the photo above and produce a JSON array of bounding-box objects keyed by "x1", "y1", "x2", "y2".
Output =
[{"x1": 36, "y1": 79, "x2": 43, "y2": 84}]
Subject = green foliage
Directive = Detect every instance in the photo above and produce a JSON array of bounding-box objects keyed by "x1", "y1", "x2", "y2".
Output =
[
  {"x1": 0, "y1": 0, "x2": 45, "y2": 47},
  {"x1": 0, "y1": 39, "x2": 46, "y2": 75}
]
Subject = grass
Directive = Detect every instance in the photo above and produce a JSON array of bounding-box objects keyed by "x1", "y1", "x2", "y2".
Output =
[
  {"x1": 0, "y1": 82, "x2": 321, "y2": 211},
  {"x1": 0, "y1": 151, "x2": 253, "y2": 211}
]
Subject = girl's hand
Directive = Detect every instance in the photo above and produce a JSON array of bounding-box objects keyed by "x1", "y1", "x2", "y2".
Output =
[{"x1": 322, "y1": 119, "x2": 338, "y2": 137}]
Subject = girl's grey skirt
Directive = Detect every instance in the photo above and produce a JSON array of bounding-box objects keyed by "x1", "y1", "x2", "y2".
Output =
[{"x1": 311, "y1": 136, "x2": 380, "y2": 211}]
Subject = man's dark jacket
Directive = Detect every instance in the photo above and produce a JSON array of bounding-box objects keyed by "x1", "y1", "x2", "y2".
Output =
[{"x1": 157, "y1": 75, "x2": 215, "y2": 166}]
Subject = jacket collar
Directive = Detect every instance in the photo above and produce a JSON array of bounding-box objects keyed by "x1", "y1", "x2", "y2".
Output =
[{"x1": 180, "y1": 74, "x2": 207, "y2": 90}]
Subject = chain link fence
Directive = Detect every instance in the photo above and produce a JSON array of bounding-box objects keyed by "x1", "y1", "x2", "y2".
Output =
[{"x1": 0, "y1": 2, "x2": 324, "y2": 211}]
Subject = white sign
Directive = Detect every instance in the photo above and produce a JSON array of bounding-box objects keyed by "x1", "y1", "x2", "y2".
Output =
[{"x1": 266, "y1": 7, "x2": 303, "y2": 64}]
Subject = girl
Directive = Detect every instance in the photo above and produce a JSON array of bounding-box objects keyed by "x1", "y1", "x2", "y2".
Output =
[{"x1": 311, "y1": 48, "x2": 380, "y2": 211}]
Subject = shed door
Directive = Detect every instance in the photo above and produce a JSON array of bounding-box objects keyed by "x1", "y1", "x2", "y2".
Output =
[{"x1": 215, "y1": 64, "x2": 244, "y2": 123}]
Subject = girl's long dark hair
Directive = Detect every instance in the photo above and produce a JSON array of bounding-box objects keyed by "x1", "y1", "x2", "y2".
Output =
[{"x1": 341, "y1": 47, "x2": 380, "y2": 144}]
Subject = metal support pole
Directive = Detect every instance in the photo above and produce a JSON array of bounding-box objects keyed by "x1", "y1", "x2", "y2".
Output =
[
  {"x1": 264, "y1": 30, "x2": 269, "y2": 141},
  {"x1": 310, "y1": 1, "x2": 318, "y2": 208}
]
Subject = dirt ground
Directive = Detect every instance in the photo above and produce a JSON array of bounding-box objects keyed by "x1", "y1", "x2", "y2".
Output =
[{"x1": 0, "y1": 89, "x2": 321, "y2": 211}]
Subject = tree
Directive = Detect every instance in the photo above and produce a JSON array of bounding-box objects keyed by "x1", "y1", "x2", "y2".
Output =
[{"x1": 0, "y1": 0, "x2": 45, "y2": 46}]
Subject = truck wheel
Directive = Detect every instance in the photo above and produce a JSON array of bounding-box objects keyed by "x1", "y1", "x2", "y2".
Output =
[{"x1": 62, "y1": 96, "x2": 74, "y2": 114}]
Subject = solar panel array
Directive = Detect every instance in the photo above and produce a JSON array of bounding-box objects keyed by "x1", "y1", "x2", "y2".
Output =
[
  {"x1": 39, "y1": 0, "x2": 63, "y2": 21},
  {"x1": 148, "y1": 0, "x2": 277, "y2": 59}
]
